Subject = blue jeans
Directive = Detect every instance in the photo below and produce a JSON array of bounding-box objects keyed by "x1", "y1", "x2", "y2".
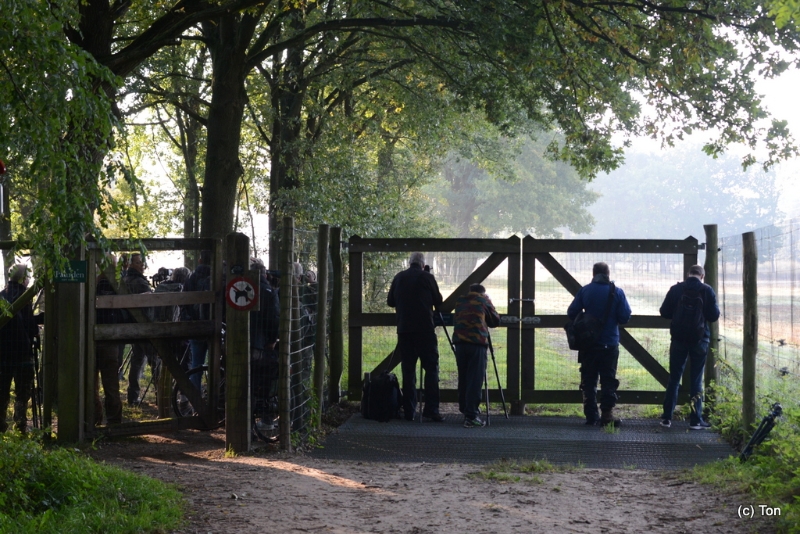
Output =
[
  {"x1": 662, "y1": 338, "x2": 709, "y2": 425},
  {"x1": 455, "y1": 343, "x2": 487, "y2": 420},
  {"x1": 189, "y1": 340, "x2": 208, "y2": 392}
]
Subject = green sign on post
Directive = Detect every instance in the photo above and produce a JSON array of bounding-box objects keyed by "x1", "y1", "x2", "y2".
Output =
[{"x1": 54, "y1": 261, "x2": 87, "y2": 283}]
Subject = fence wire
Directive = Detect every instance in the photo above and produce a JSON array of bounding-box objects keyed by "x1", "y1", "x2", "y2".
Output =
[
  {"x1": 358, "y1": 249, "x2": 687, "y2": 399},
  {"x1": 719, "y1": 219, "x2": 800, "y2": 409},
  {"x1": 274, "y1": 227, "x2": 334, "y2": 445}
]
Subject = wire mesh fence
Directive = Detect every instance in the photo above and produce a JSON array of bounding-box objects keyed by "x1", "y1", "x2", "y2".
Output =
[
  {"x1": 533, "y1": 252, "x2": 684, "y2": 394},
  {"x1": 265, "y1": 226, "x2": 334, "y2": 446},
  {"x1": 355, "y1": 248, "x2": 689, "y2": 401},
  {"x1": 718, "y1": 219, "x2": 800, "y2": 410}
]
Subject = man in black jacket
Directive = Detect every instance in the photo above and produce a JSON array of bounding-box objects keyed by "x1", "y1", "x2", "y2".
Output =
[
  {"x1": 95, "y1": 257, "x2": 123, "y2": 425},
  {"x1": 387, "y1": 252, "x2": 444, "y2": 422},
  {"x1": 659, "y1": 264, "x2": 720, "y2": 430},
  {"x1": 124, "y1": 253, "x2": 157, "y2": 405},
  {"x1": 0, "y1": 265, "x2": 39, "y2": 433}
]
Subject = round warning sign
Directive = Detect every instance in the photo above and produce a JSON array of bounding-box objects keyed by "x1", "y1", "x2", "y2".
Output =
[{"x1": 225, "y1": 276, "x2": 259, "y2": 311}]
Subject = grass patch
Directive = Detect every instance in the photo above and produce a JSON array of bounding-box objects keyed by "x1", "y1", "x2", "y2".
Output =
[
  {"x1": 0, "y1": 432, "x2": 184, "y2": 534},
  {"x1": 469, "y1": 458, "x2": 573, "y2": 485}
]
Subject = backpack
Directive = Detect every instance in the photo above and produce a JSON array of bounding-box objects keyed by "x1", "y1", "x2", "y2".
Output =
[
  {"x1": 670, "y1": 287, "x2": 706, "y2": 343},
  {"x1": 361, "y1": 371, "x2": 402, "y2": 422},
  {"x1": 564, "y1": 283, "x2": 616, "y2": 351}
]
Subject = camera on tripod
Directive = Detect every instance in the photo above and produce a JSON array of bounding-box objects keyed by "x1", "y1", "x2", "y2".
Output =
[{"x1": 151, "y1": 267, "x2": 172, "y2": 287}]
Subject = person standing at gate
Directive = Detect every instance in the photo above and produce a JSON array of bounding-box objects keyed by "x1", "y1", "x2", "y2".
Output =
[
  {"x1": 95, "y1": 255, "x2": 123, "y2": 425},
  {"x1": 0, "y1": 265, "x2": 39, "y2": 433},
  {"x1": 387, "y1": 252, "x2": 444, "y2": 422},
  {"x1": 124, "y1": 252, "x2": 158, "y2": 405},
  {"x1": 567, "y1": 262, "x2": 631, "y2": 427},
  {"x1": 453, "y1": 284, "x2": 500, "y2": 428},
  {"x1": 181, "y1": 250, "x2": 213, "y2": 393},
  {"x1": 659, "y1": 264, "x2": 719, "y2": 429}
]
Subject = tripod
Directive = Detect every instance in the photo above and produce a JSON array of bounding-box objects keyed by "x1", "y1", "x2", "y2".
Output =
[
  {"x1": 487, "y1": 332, "x2": 509, "y2": 420},
  {"x1": 740, "y1": 402, "x2": 782, "y2": 462}
]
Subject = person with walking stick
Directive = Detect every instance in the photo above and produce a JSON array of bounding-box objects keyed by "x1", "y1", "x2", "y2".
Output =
[
  {"x1": 453, "y1": 284, "x2": 500, "y2": 428},
  {"x1": 387, "y1": 252, "x2": 444, "y2": 422}
]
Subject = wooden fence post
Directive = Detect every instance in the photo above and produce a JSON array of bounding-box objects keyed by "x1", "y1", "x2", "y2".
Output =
[
  {"x1": 742, "y1": 231, "x2": 758, "y2": 428},
  {"x1": 43, "y1": 280, "x2": 57, "y2": 433},
  {"x1": 328, "y1": 227, "x2": 344, "y2": 406},
  {"x1": 314, "y1": 224, "x2": 330, "y2": 426},
  {"x1": 225, "y1": 232, "x2": 251, "y2": 453},
  {"x1": 703, "y1": 224, "x2": 719, "y2": 388},
  {"x1": 278, "y1": 217, "x2": 294, "y2": 451},
  {"x1": 56, "y1": 246, "x2": 86, "y2": 443}
]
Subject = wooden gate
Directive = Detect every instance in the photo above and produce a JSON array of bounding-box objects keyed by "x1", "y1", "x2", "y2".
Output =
[{"x1": 348, "y1": 236, "x2": 699, "y2": 407}]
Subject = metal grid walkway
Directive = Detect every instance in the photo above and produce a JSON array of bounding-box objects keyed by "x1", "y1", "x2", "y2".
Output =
[{"x1": 311, "y1": 414, "x2": 735, "y2": 470}]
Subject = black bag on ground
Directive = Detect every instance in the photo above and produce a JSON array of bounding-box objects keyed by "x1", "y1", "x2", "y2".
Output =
[
  {"x1": 361, "y1": 371, "x2": 402, "y2": 422},
  {"x1": 564, "y1": 283, "x2": 616, "y2": 352},
  {"x1": 670, "y1": 287, "x2": 705, "y2": 343}
]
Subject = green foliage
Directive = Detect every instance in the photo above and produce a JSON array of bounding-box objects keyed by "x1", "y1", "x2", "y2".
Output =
[
  {"x1": 0, "y1": 433, "x2": 183, "y2": 533},
  {"x1": 425, "y1": 136, "x2": 599, "y2": 238},
  {"x1": 0, "y1": 0, "x2": 125, "y2": 273},
  {"x1": 769, "y1": 0, "x2": 800, "y2": 28},
  {"x1": 691, "y1": 379, "x2": 800, "y2": 532}
]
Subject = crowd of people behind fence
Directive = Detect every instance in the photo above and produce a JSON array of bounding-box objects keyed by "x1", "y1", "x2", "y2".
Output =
[
  {"x1": 2, "y1": 249, "x2": 717, "y2": 433},
  {"x1": 0, "y1": 251, "x2": 320, "y2": 431}
]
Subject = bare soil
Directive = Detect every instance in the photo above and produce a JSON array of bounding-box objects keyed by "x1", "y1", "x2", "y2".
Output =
[{"x1": 86, "y1": 407, "x2": 778, "y2": 534}]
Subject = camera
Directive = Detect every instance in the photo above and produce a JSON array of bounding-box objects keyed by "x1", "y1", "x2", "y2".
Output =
[
  {"x1": 423, "y1": 265, "x2": 431, "y2": 273},
  {"x1": 151, "y1": 267, "x2": 172, "y2": 287}
]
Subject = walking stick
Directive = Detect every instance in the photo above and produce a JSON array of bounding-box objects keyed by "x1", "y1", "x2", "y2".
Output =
[{"x1": 487, "y1": 332, "x2": 508, "y2": 419}]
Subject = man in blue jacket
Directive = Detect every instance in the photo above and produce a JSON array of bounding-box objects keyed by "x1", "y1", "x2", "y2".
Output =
[
  {"x1": 659, "y1": 264, "x2": 720, "y2": 429},
  {"x1": 387, "y1": 252, "x2": 444, "y2": 422},
  {"x1": 567, "y1": 262, "x2": 632, "y2": 427}
]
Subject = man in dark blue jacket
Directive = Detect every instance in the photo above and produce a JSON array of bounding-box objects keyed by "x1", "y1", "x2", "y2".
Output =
[
  {"x1": 659, "y1": 264, "x2": 720, "y2": 429},
  {"x1": 568, "y1": 262, "x2": 632, "y2": 427},
  {"x1": 387, "y1": 252, "x2": 444, "y2": 422}
]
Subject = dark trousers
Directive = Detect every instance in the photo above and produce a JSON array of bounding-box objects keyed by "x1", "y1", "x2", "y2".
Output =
[
  {"x1": 398, "y1": 331, "x2": 440, "y2": 418},
  {"x1": 579, "y1": 346, "x2": 620, "y2": 422},
  {"x1": 95, "y1": 343, "x2": 123, "y2": 425},
  {"x1": 127, "y1": 342, "x2": 158, "y2": 404},
  {"x1": 0, "y1": 362, "x2": 34, "y2": 432},
  {"x1": 455, "y1": 343, "x2": 487, "y2": 420}
]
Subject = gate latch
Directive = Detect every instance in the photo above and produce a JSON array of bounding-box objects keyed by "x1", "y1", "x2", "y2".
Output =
[{"x1": 521, "y1": 316, "x2": 541, "y2": 325}]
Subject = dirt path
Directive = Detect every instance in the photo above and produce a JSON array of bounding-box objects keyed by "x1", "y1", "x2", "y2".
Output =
[{"x1": 87, "y1": 430, "x2": 776, "y2": 534}]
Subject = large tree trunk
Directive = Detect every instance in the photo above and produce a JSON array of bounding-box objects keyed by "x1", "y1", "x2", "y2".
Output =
[
  {"x1": 268, "y1": 39, "x2": 305, "y2": 269},
  {"x1": 200, "y1": 15, "x2": 258, "y2": 239}
]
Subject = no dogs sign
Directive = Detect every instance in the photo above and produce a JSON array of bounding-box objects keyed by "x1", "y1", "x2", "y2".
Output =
[{"x1": 225, "y1": 276, "x2": 259, "y2": 311}]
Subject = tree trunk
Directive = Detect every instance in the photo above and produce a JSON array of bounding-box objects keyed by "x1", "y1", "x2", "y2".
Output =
[{"x1": 200, "y1": 15, "x2": 257, "y2": 239}]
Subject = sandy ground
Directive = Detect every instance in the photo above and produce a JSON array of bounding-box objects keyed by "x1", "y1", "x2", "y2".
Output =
[{"x1": 86, "y1": 429, "x2": 779, "y2": 534}]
